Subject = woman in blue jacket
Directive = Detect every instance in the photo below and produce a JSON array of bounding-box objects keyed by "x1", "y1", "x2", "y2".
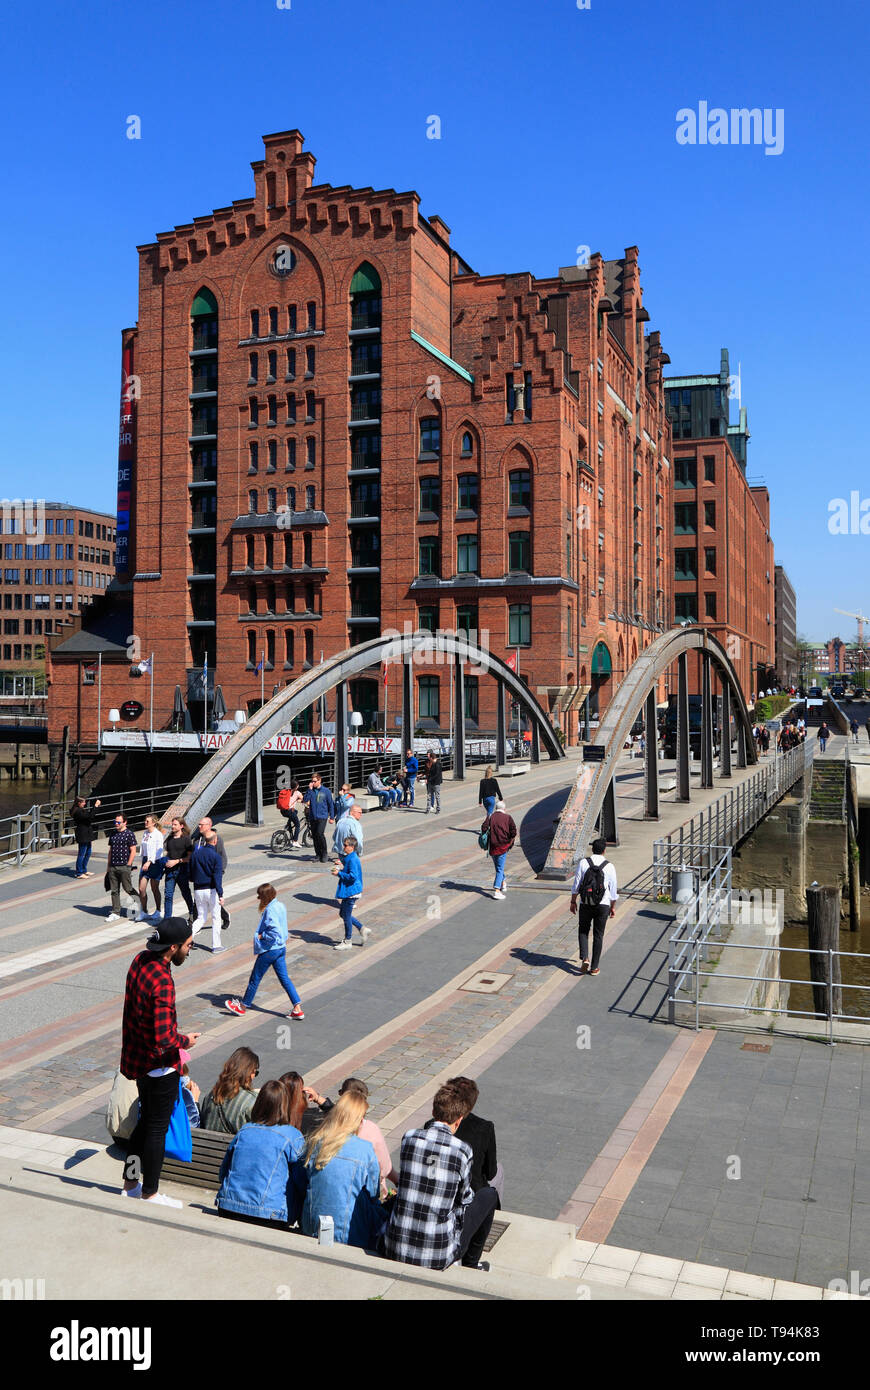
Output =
[
  {"x1": 225, "y1": 883, "x2": 304, "y2": 1019},
  {"x1": 332, "y1": 835, "x2": 369, "y2": 952},
  {"x1": 301, "y1": 1091, "x2": 385, "y2": 1248},
  {"x1": 216, "y1": 1078, "x2": 307, "y2": 1229}
]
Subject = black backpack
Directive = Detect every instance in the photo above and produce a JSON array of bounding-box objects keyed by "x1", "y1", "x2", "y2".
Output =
[{"x1": 578, "y1": 858, "x2": 609, "y2": 906}]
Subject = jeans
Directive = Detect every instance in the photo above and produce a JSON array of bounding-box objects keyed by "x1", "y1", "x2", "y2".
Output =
[
  {"x1": 192, "y1": 886, "x2": 222, "y2": 949},
  {"x1": 491, "y1": 851, "x2": 508, "y2": 889},
  {"x1": 125, "y1": 1070, "x2": 179, "y2": 1197},
  {"x1": 427, "y1": 785, "x2": 441, "y2": 813},
  {"x1": 242, "y1": 947, "x2": 300, "y2": 1008},
  {"x1": 482, "y1": 796, "x2": 496, "y2": 818},
  {"x1": 311, "y1": 817, "x2": 329, "y2": 861},
  {"x1": 108, "y1": 865, "x2": 138, "y2": 914},
  {"x1": 338, "y1": 897, "x2": 363, "y2": 940},
  {"x1": 457, "y1": 1186, "x2": 499, "y2": 1267},
  {"x1": 578, "y1": 903, "x2": 610, "y2": 971},
  {"x1": 163, "y1": 864, "x2": 194, "y2": 918},
  {"x1": 403, "y1": 776, "x2": 415, "y2": 807},
  {"x1": 819, "y1": 738, "x2": 827, "y2": 752},
  {"x1": 75, "y1": 842, "x2": 92, "y2": 875},
  {"x1": 281, "y1": 808, "x2": 301, "y2": 839}
]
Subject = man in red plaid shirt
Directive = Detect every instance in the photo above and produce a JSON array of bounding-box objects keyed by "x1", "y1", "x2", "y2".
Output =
[{"x1": 120, "y1": 918, "x2": 200, "y2": 1207}]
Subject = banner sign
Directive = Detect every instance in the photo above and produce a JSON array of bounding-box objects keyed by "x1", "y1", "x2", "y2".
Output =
[{"x1": 115, "y1": 334, "x2": 135, "y2": 574}]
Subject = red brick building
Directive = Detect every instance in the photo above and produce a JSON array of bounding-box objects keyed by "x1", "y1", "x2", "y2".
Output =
[
  {"x1": 666, "y1": 352, "x2": 774, "y2": 700},
  {"x1": 49, "y1": 130, "x2": 674, "y2": 757}
]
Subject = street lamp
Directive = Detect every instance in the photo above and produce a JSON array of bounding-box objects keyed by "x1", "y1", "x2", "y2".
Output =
[
  {"x1": 349, "y1": 710, "x2": 364, "y2": 740},
  {"x1": 108, "y1": 708, "x2": 120, "y2": 732}
]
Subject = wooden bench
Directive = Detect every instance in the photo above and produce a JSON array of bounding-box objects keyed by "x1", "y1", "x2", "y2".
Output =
[{"x1": 162, "y1": 1127, "x2": 231, "y2": 1190}]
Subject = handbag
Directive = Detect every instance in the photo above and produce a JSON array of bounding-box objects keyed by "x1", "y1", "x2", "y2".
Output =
[
  {"x1": 478, "y1": 828, "x2": 490, "y2": 851},
  {"x1": 221, "y1": 905, "x2": 231, "y2": 931},
  {"x1": 106, "y1": 1069, "x2": 139, "y2": 1142},
  {"x1": 103, "y1": 871, "x2": 111, "y2": 891},
  {"x1": 164, "y1": 1076, "x2": 193, "y2": 1162}
]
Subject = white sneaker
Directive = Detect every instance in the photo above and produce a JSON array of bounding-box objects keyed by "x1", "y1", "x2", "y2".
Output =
[
  {"x1": 141, "y1": 1192, "x2": 182, "y2": 1209},
  {"x1": 493, "y1": 890, "x2": 506, "y2": 900},
  {"x1": 121, "y1": 1183, "x2": 142, "y2": 1198},
  {"x1": 106, "y1": 912, "x2": 121, "y2": 923},
  {"x1": 360, "y1": 927, "x2": 372, "y2": 938},
  {"x1": 333, "y1": 940, "x2": 353, "y2": 951}
]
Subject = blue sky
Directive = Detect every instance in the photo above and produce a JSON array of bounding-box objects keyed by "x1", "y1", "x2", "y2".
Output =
[{"x1": 1, "y1": 0, "x2": 866, "y2": 643}]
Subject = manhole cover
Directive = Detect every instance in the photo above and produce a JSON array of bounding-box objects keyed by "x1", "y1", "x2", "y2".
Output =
[
  {"x1": 741, "y1": 1041, "x2": 771, "y2": 1053},
  {"x1": 483, "y1": 1219, "x2": 509, "y2": 1253},
  {"x1": 461, "y1": 971, "x2": 513, "y2": 994}
]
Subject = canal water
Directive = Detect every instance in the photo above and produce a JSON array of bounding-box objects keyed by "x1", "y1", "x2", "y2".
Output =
[
  {"x1": 0, "y1": 781, "x2": 55, "y2": 825},
  {"x1": 780, "y1": 889, "x2": 870, "y2": 1019}
]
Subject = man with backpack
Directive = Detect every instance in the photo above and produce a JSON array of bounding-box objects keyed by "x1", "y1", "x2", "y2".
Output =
[{"x1": 569, "y1": 836, "x2": 618, "y2": 976}]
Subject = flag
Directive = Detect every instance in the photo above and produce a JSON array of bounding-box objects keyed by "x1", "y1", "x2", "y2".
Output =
[
  {"x1": 255, "y1": 658, "x2": 264, "y2": 674},
  {"x1": 506, "y1": 651, "x2": 518, "y2": 672},
  {"x1": 137, "y1": 655, "x2": 152, "y2": 675},
  {"x1": 201, "y1": 653, "x2": 208, "y2": 692},
  {"x1": 382, "y1": 663, "x2": 388, "y2": 686}
]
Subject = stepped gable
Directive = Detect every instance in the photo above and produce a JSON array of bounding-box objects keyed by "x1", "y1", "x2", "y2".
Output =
[
  {"x1": 137, "y1": 129, "x2": 423, "y2": 278},
  {"x1": 453, "y1": 272, "x2": 567, "y2": 405}
]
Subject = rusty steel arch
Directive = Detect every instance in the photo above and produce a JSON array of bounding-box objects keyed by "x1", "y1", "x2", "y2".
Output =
[
  {"x1": 163, "y1": 630, "x2": 564, "y2": 830},
  {"x1": 540, "y1": 627, "x2": 757, "y2": 879}
]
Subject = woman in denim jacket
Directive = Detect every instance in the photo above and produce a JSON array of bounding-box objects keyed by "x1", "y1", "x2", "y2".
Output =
[
  {"x1": 301, "y1": 1091, "x2": 385, "y2": 1248},
  {"x1": 332, "y1": 835, "x2": 368, "y2": 951},
  {"x1": 225, "y1": 883, "x2": 305, "y2": 1020},
  {"x1": 216, "y1": 1078, "x2": 307, "y2": 1230}
]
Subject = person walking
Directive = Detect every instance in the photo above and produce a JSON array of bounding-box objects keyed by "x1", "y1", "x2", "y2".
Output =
[
  {"x1": 119, "y1": 917, "x2": 200, "y2": 1208},
  {"x1": 332, "y1": 834, "x2": 369, "y2": 951},
  {"x1": 333, "y1": 802, "x2": 365, "y2": 857},
  {"x1": 106, "y1": 813, "x2": 140, "y2": 923},
  {"x1": 162, "y1": 816, "x2": 195, "y2": 922},
  {"x1": 760, "y1": 725, "x2": 770, "y2": 755},
  {"x1": 70, "y1": 794, "x2": 101, "y2": 878},
  {"x1": 304, "y1": 774, "x2": 335, "y2": 864},
  {"x1": 818, "y1": 721, "x2": 830, "y2": 753},
  {"x1": 193, "y1": 816, "x2": 227, "y2": 872},
  {"x1": 190, "y1": 825, "x2": 225, "y2": 953},
  {"x1": 570, "y1": 836, "x2": 618, "y2": 976},
  {"x1": 478, "y1": 767, "x2": 502, "y2": 820},
  {"x1": 402, "y1": 748, "x2": 419, "y2": 808},
  {"x1": 225, "y1": 883, "x2": 305, "y2": 1020},
  {"x1": 137, "y1": 814, "x2": 166, "y2": 922},
  {"x1": 483, "y1": 799, "x2": 517, "y2": 900},
  {"x1": 425, "y1": 753, "x2": 443, "y2": 814},
  {"x1": 850, "y1": 718, "x2": 859, "y2": 745}
]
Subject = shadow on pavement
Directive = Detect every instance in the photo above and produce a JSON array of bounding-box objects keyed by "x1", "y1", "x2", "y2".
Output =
[{"x1": 607, "y1": 908, "x2": 674, "y2": 1023}]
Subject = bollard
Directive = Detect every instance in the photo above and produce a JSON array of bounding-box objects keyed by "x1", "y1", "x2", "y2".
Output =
[{"x1": 806, "y1": 883, "x2": 842, "y2": 1020}]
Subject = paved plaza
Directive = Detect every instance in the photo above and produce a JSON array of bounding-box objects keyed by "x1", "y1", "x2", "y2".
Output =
[{"x1": 0, "y1": 733, "x2": 866, "y2": 1296}]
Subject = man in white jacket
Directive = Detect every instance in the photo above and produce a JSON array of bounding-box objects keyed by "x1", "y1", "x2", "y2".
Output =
[{"x1": 569, "y1": 836, "x2": 618, "y2": 976}]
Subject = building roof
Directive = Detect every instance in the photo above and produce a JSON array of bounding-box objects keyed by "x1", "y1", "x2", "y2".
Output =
[{"x1": 52, "y1": 604, "x2": 132, "y2": 659}]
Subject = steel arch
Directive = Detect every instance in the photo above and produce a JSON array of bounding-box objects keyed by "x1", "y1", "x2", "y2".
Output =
[
  {"x1": 163, "y1": 630, "x2": 564, "y2": 828},
  {"x1": 540, "y1": 627, "x2": 758, "y2": 879}
]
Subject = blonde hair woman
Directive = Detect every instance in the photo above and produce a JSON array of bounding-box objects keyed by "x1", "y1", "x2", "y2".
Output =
[{"x1": 301, "y1": 1091, "x2": 385, "y2": 1248}]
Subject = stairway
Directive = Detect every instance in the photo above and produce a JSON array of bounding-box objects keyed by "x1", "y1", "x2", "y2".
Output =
[{"x1": 808, "y1": 761, "x2": 845, "y2": 821}]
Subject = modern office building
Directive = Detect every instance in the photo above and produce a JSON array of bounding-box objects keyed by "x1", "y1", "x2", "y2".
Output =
[
  {"x1": 48, "y1": 128, "x2": 675, "y2": 760},
  {"x1": 1, "y1": 502, "x2": 116, "y2": 687},
  {"x1": 665, "y1": 349, "x2": 775, "y2": 700}
]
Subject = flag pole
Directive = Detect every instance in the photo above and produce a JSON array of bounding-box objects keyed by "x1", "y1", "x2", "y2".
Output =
[
  {"x1": 149, "y1": 652, "x2": 154, "y2": 746},
  {"x1": 383, "y1": 664, "x2": 389, "y2": 757},
  {"x1": 97, "y1": 651, "x2": 102, "y2": 753},
  {"x1": 261, "y1": 650, "x2": 265, "y2": 709}
]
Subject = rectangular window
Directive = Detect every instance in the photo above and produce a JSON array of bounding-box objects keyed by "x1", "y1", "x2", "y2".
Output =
[
  {"x1": 703, "y1": 455, "x2": 716, "y2": 483},
  {"x1": 674, "y1": 548, "x2": 697, "y2": 581},
  {"x1": 674, "y1": 456, "x2": 697, "y2": 488},
  {"x1": 674, "y1": 503, "x2": 697, "y2": 534},
  {"x1": 417, "y1": 606, "x2": 437, "y2": 632},
  {"x1": 704, "y1": 547, "x2": 716, "y2": 575},
  {"x1": 419, "y1": 418, "x2": 441, "y2": 455},
  {"x1": 419, "y1": 476, "x2": 440, "y2": 514},
  {"x1": 457, "y1": 534, "x2": 479, "y2": 574},
  {"x1": 250, "y1": 309, "x2": 260, "y2": 337},
  {"x1": 418, "y1": 538, "x2": 439, "y2": 576},
  {"x1": 418, "y1": 676, "x2": 440, "y2": 719},
  {"x1": 456, "y1": 603, "x2": 478, "y2": 637},
  {"x1": 508, "y1": 470, "x2": 531, "y2": 510},
  {"x1": 508, "y1": 603, "x2": 531, "y2": 647},
  {"x1": 286, "y1": 438, "x2": 296, "y2": 471},
  {"x1": 674, "y1": 593, "x2": 698, "y2": 621},
  {"x1": 268, "y1": 307, "x2": 278, "y2": 335},
  {"x1": 508, "y1": 532, "x2": 530, "y2": 572},
  {"x1": 464, "y1": 675, "x2": 479, "y2": 721},
  {"x1": 306, "y1": 302, "x2": 317, "y2": 331},
  {"x1": 704, "y1": 500, "x2": 716, "y2": 528},
  {"x1": 704, "y1": 592, "x2": 717, "y2": 619},
  {"x1": 46, "y1": 519, "x2": 54, "y2": 535},
  {"x1": 457, "y1": 474, "x2": 479, "y2": 513}
]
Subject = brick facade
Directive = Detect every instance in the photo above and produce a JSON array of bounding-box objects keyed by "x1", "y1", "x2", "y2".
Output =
[{"x1": 48, "y1": 130, "x2": 674, "y2": 751}]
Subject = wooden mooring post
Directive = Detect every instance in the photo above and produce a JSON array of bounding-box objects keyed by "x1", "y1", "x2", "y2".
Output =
[{"x1": 806, "y1": 883, "x2": 843, "y2": 1018}]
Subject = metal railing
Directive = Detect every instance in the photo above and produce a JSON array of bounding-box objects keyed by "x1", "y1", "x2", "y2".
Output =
[
  {"x1": 652, "y1": 740, "x2": 812, "y2": 894},
  {"x1": 669, "y1": 934, "x2": 870, "y2": 1045}
]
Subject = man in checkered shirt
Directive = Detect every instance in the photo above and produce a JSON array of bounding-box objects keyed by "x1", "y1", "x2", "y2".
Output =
[{"x1": 383, "y1": 1083, "x2": 498, "y2": 1270}]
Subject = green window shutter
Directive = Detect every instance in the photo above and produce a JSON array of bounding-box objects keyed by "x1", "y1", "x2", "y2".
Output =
[
  {"x1": 350, "y1": 263, "x2": 381, "y2": 295},
  {"x1": 591, "y1": 642, "x2": 612, "y2": 676},
  {"x1": 191, "y1": 288, "x2": 218, "y2": 318}
]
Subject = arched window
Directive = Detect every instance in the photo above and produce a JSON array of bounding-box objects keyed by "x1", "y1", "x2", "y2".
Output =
[
  {"x1": 306, "y1": 301, "x2": 317, "y2": 331},
  {"x1": 284, "y1": 630, "x2": 294, "y2": 667},
  {"x1": 191, "y1": 287, "x2": 218, "y2": 349},
  {"x1": 306, "y1": 437, "x2": 316, "y2": 468},
  {"x1": 249, "y1": 352, "x2": 258, "y2": 385},
  {"x1": 247, "y1": 630, "x2": 256, "y2": 665},
  {"x1": 248, "y1": 441, "x2": 258, "y2": 474},
  {"x1": 286, "y1": 486, "x2": 296, "y2": 510},
  {"x1": 460, "y1": 430, "x2": 474, "y2": 457},
  {"x1": 305, "y1": 485, "x2": 315, "y2": 511},
  {"x1": 350, "y1": 263, "x2": 381, "y2": 329},
  {"x1": 267, "y1": 439, "x2": 277, "y2": 471},
  {"x1": 266, "y1": 629, "x2": 276, "y2": 667},
  {"x1": 267, "y1": 487, "x2": 277, "y2": 514},
  {"x1": 267, "y1": 350, "x2": 277, "y2": 382},
  {"x1": 286, "y1": 438, "x2": 296, "y2": 471},
  {"x1": 248, "y1": 489, "x2": 258, "y2": 514},
  {"x1": 245, "y1": 536, "x2": 255, "y2": 569}
]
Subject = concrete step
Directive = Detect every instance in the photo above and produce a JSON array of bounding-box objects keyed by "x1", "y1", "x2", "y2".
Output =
[{"x1": 0, "y1": 1129, "x2": 646, "y2": 1302}]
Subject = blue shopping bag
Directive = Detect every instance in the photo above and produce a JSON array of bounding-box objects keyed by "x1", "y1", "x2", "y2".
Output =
[{"x1": 164, "y1": 1076, "x2": 193, "y2": 1162}]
